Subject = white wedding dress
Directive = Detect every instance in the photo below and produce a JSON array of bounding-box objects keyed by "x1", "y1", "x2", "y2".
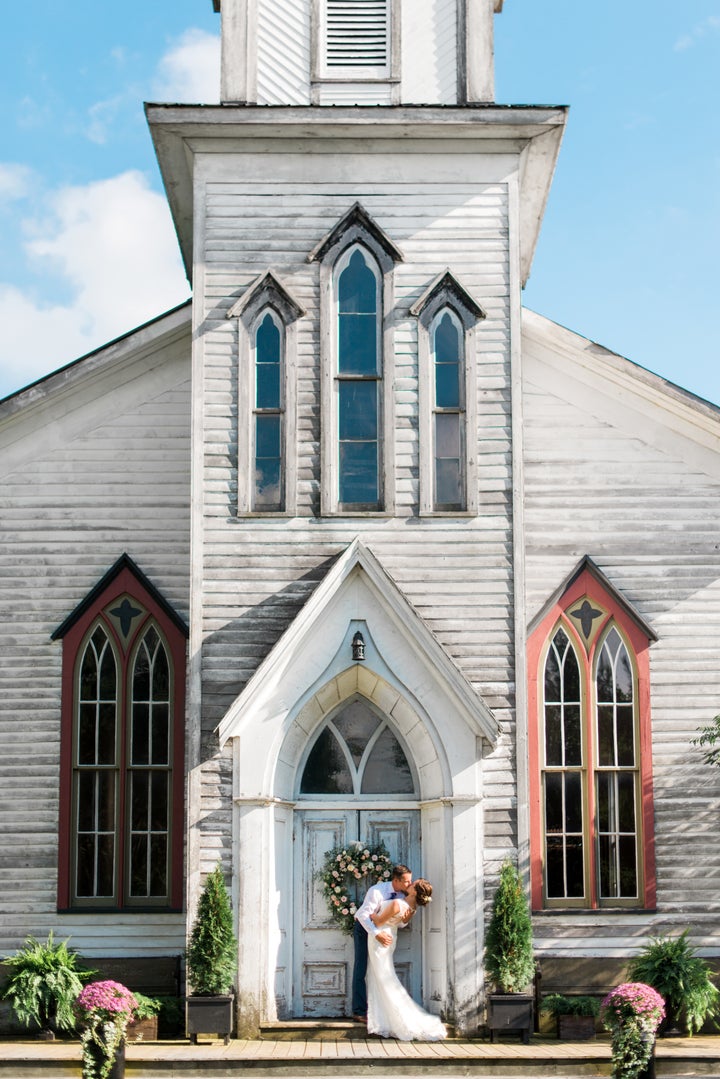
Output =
[{"x1": 366, "y1": 900, "x2": 447, "y2": 1041}]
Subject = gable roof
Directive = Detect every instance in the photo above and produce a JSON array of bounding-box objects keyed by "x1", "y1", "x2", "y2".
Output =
[
  {"x1": 409, "y1": 268, "x2": 487, "y2": 323},
  {"x1": 307, "y1": 201, "x2": 404, "y2": 265},
  {"x1": 226, "y1": 270, "x2": 305, "y2": 321},
  {"x1": 522, "y1": 306, "x2": 720, "y2": 443},
  {"x1": 217, "y1": 538, "x2": 498, "y2": 746},
  {"x1": 52, "y1": 552, "x2": 189, "y2": 640},
  {"x1": 527, "y1": 555, "x2": 657, "y2": 642},
  {"x1": 0, "y1": 300, "x2": 191, "y2": 419}
]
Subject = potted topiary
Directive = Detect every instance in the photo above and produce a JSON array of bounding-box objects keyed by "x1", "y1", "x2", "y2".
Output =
[
  {"x1": 185, "y1": 863, "x2": 237, "y2": 1044},
  {"x1": 1, "y1": 932, "x2": 94, "y2": 1039},
  {"x1": 627, "y1": 929, "x2": 720, "y2": 1037},
  {"x1": 542, "y1": 993, "x2": 600, "y2": 1040},
  {"x1": 483, "y1": 859, "x2": 536, "y2": 1043}
]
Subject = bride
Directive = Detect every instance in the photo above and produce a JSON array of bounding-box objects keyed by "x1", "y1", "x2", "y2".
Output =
[{"x1": 366, "y1": 879, "x2": 447, "y2": 1041}]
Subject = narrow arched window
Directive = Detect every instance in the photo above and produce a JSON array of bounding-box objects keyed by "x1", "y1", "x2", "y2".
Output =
[
  {"x1": 128, "y1": 626, "x2": 172, "y2": 899},
  {"x1": 336, "y1": 246, "x2": 381, "y2": 508},
  {"x1": 542, "y1": 626, "x2": 585, "y2": 901},
  {"x1": 432, "y1": 309, "x2": 465, "y2": 510},
  {"x1": 411, "y1": 271, "x2": 484, "y2": 516},
  {"x1": 253, "y1": 309, "x2": 284, "y2": 511},
  {"x1": 595, "y1": 627, "x2": 639, "y2": 900},
  {"x1": 75, "y1": 625, "x2": 119, "y2": 899}
]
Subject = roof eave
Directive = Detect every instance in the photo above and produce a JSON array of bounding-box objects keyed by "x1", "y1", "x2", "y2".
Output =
[{"x1": 146, "y1": 103, "x2": 567, "y2": 285}]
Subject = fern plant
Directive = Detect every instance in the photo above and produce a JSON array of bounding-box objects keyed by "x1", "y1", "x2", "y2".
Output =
[
  {"x1": 542, "y1": 993, "x2": 600, "y2": 1018},
  {"x1": 1, "y1": 932, "x2": 93, "y2": 1034},
  {"x1": 186, "y1": 864, "x2": 237, "y2": 996},
  {"x1": 483, "y1": 859, "x2": 535, "y2": 993},
  {"x1": 627, "y1": 930, "x2": 720, "y2": 1036}
]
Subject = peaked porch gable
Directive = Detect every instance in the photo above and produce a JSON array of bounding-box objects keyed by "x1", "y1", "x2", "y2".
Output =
[{"x1": 216, "y1": 538, "x2": 498, "y2": 794}]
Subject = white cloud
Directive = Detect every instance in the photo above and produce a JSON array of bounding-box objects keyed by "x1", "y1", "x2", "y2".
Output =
[
  {"x1": 0, "y1": 171, "x2": 189, "y2": 398},
  {"x1": 674, "y1": 15, "x2": 720, "y2": 51},
  {"x1": 0, "y1": 163, "x2": 35, "y2": 202},
  {"x1": 152, "y1": 29, "x2": 220, "y2": 103},
  {"x1": 85, "y1": 95, "x2": 128, "y2": 146},
  {"x1": 0, "y1": 27, "x2": 220, "y2": 399}
]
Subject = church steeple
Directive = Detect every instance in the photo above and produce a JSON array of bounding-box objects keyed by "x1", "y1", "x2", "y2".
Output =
[{"x1": 212, "y1": 0, "x2": 504, "y2": 106}]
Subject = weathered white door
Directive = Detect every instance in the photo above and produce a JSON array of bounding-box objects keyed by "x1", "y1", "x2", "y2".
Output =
[{"x1": 294, "y1": 808, "x2": 420, "y2": 1017}]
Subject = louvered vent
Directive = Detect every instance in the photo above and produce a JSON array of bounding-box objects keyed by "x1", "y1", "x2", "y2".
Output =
[{"x1": 325, "y1": 0, "x2": 389, "y2": 71}]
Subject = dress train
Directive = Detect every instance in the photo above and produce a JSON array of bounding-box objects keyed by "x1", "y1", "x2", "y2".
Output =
[{"x1": 366, "y1": 902, "x2": 446, "y2": 1041}]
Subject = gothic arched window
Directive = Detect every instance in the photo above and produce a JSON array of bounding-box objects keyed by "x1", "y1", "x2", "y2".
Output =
[
  {"x1": 336, "y1": 246, "x2": 382, "y2": 508},
  {"x1": 432, "y1": 308, "x2": 465, "y2": 510},
  {"x1": 309, "y1": 203, "x2": 403, "y2": 515},
  {"x1": 528, "y1": 559, "x2": 656, "y2": 911},
  {"x1": 299, "y1": 697, "x2": 416, "y2": 796},
  {"x1": 411, "y1": 271, "x2": 485, "y2": 516},
  {"x1": 253, "y1": 308, "x2": 284, "y2": 511},
  {"x1": 228, "y1": 271, "x2": 304, "y2": 516},
  {"x1": 55, "y1": 555, "x2": 187, "y2": 910}
]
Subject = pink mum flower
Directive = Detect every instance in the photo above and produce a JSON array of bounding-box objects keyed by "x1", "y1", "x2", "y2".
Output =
[
  {"x1": 601, "y1": 982, "x2": 665, "y2": 1034},
  {"x1": 76, "y1": 980, "x2": 138, "y2": 1019}
]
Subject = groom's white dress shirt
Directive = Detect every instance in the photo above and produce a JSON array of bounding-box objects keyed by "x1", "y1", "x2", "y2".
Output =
[{"x1": 355, "y1": 880, "x2": 403, "y2": 938}]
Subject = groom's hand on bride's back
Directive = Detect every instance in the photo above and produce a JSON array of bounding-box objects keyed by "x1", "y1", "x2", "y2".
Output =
[{"x1": 376, "y1": 930, "x2": 393, "y2": 947}]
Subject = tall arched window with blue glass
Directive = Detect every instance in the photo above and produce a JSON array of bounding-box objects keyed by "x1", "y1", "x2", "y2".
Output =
[
  {"x1": 336, "y1": 246, "x2": 382, "y2": 509},
  {"x1": 432, "y1": 309, "x2": 465, "y2": 511},
  {"x1": 253, "y1": 309, "x2": 284, "y2": 511}
]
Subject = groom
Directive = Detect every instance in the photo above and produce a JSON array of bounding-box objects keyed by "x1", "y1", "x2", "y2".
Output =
[{"x1": 351, "y1": 863, "x2": 413, "y2": 1022}]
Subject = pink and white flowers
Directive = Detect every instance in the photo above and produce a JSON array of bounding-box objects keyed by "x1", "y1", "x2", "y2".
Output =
[
  {"x1": 76, "y1": 980, "x2": 138, "y2": 1079},
  {"x1": 601, "y1": 982, "x2": 665, "y2": 1034},
  {"x1": 601, "y1": 982, "x2": 665, "y2": 1079},
  {"x1": 318, "y1": 840, "x2": 393, "y2": 934}
]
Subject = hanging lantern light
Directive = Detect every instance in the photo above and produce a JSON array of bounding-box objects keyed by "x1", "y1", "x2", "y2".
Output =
[{"x1": 351, "y1": 631, "x2": 365, "y2": 661}]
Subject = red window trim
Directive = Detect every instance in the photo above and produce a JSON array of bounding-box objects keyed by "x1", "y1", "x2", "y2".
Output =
[
  {"x1": 57, "y1": 562, "x2": 186, "y2": 911},
  {"x1": 527, "y1": 564, "x2": 656, "y2": 911}
]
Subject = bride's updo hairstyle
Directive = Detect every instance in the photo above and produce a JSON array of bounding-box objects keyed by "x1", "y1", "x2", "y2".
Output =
[{"x1": 413, "y1": 879, "x2": 433, "y2": 906}]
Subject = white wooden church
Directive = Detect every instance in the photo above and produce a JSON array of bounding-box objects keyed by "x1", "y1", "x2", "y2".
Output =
[{"x1": 2, "y1": 0, "x2": 720, "y2": 1038}]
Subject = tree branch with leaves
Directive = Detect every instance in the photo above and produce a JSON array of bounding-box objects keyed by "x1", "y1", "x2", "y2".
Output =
[{"x1": 692, "y1": 714, "x2": 720, "y2": 767}]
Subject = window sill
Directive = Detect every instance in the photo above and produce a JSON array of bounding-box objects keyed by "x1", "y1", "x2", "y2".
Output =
[
  {"x1": 533, "y1": 907, "x2": 657, "y2": 916},
  {"x1": 419, "y1": 509, "x2": 477, "y2": 518},
  {"x1": 236, "y1": 511, "x2": 295, "y2": 519},
  {"x1": 323, "y1": 510, "x2": 394, "y2": 518},
  {"x1": 312, "y1": 76, "x2": 400, "y2": 85}
]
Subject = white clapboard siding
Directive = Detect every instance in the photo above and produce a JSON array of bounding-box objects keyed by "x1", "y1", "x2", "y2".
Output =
[
  {"x1": 522, "y1": 310, "x2": 720, "y2": 949},
  {"x1": 252, "y1": 0, "x2": 460, "y2": 106},
  {"x1": 0, "y1": 324, "x2": 191, "y2": 955},
  {"x1": 401, "y1": 0, "x2": 457, "y2": 104},
  {"x1": 257, "y1": 0, "x2": 312, "y2": 104},
  {"x1": 191, "y1": 144, "x2": 517, "y2": 893}
]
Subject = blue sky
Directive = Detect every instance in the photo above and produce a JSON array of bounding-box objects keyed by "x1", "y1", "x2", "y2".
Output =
[{"x1": 1, "y1": 1, "x2": 719, "y2": 404}]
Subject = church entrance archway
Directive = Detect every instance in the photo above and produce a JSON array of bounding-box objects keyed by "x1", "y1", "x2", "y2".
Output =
[{"x1": 292, "y1": 695, "x2": 421, "y2": 1017}]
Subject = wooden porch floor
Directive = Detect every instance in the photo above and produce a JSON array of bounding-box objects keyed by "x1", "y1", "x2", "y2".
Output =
[{"x1": 2, "y1": 1031, "x2": 720, "y2": 1078}]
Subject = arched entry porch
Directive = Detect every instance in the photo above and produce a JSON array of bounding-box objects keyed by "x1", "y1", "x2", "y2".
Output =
[{"x1": 215, "y1": 541, "x2": 497, "y2": 1035}]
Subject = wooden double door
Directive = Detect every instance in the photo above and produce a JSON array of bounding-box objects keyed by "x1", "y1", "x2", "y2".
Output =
[{"x1": 293, "y1": 807, "x2": 421, "y2": 1017}]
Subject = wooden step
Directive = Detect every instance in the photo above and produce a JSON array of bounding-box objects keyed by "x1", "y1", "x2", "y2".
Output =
[{"x1": 260, "y1": 1018, "x2": 367, "y2": 1040}]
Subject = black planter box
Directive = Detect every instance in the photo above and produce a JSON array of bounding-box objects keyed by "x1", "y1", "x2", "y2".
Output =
[
  {"x1": 488, "y1": 993, "x2": 534, "y2": 1044},
  {"x1": 186, "y1": 994, "x2": 234, "y2": 1044}
]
